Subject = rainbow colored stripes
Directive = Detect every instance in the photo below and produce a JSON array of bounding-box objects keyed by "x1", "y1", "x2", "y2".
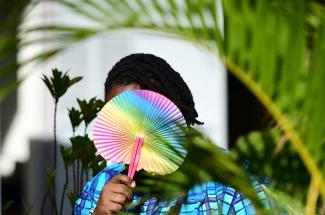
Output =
[{"x1": 93, "y1": 89, "x2": 187, "y2": 175}]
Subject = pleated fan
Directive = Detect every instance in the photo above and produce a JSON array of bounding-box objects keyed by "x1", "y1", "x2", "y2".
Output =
[{"x1": 93, "y1": 89, "x2": 187, "y2": 179}]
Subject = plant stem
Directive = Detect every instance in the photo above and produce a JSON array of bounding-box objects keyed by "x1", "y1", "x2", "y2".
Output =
[
  {"x1": 49, "y1": 187, "x2": 58, "y2": 215},
  {"x1": 72, "y1": 131, "x2": 76, "y2": 195},
  {"x1": 78, "y1": 126, "x2": 88, "y2": 193},
  {"x1": 53, "y1": 102, "x2": 58, "y2": 170},
  {"x1": 73, "y1": 161, "x2": 76, "y2": 194},
  {"x1": 86, "y1": 169, "x2": 89, "y2": 181},
  {"x1": 84, "y1": 124, "x2": 87, "y2": 136},
  {"x1": 306, "y1": 177, "x2": 320, "y2": 215},
  {"x1": 40, "y1": 190, "x2": 49, "y2": 215},
  {"x1": 76, "y1": 160, "x2": 80, "y2": 194},
  {"x1": 52, "y1": 102, "x2": 58, "y2": 214},
  {"x1": 80, "y1": 166, "x2": 84, "y2": 193},
  {"x1": 59, "y1": 166, "x2": 69, "y2": 215}
]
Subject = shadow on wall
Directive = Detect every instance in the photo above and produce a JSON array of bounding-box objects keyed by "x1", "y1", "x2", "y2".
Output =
[
  {"x1": 227, "y1": 72, "x2": 272, "y2": 148},
  {"x1": 2, "y1": 140, "x2": 71, "y2": 215}
]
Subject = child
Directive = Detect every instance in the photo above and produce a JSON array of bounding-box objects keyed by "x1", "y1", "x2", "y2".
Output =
[{"x1": 75, "y1": 53, "x2": 270, "y2": 215}]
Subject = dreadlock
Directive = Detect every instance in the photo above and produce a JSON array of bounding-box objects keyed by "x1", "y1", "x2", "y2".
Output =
[{"x1": 104, "y1": 53, "x2": 203, "y2": 126}]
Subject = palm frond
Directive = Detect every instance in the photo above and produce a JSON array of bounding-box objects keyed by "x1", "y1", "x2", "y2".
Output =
[{"x1": 263, "y1": 186, "x2": 305, "y2": 215}]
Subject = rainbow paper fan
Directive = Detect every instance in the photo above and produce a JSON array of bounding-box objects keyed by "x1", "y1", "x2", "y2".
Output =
[{"x1": 93, "y1": 89, "x2": 187, "y2": 178}]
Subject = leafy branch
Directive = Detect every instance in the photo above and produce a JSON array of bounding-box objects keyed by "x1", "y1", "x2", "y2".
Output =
[{"x1": 42, "y1": 68, "x2": 82, "y2": 215}]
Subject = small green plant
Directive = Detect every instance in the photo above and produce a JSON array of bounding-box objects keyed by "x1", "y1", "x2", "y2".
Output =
[
  {"x1": 42, "y1": 68, "x2": 82, "y2": 214},
  {"x1": 42, "y1": 69, "x2": 105, "y2": 214},
  {"x1": 60, "y1": 98, "x2": 105, "y2": 214},
  {"x1": 3, "y1": 200, "x2": 14, "y2": 211}
]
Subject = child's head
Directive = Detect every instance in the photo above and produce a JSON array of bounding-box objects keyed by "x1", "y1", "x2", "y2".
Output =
[{"x1": 104, "y1": 53, "x2": 202, "y2": 126}]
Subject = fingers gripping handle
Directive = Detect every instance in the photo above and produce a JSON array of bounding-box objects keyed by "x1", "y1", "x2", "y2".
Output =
[{"x1": 128, "y1": 136, "x2": 144, "y2": 179}]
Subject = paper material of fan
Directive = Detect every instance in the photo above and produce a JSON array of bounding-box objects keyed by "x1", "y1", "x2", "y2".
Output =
[{"x1": 93, "y1": 89, "x2": 187, "y2": 179}]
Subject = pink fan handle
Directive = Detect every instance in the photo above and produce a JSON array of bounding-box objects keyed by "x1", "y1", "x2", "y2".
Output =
[{"x1": 128, "y1": 136, "x2": 144, "y2": 179}]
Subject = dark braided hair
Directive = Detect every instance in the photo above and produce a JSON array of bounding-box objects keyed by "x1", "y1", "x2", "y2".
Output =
[{"x1": 104, "y1": 53, "x2": 203, "y2": 126}]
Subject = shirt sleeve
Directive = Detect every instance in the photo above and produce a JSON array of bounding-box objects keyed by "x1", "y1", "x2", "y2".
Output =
[{"x1": 74, "y1": 163, "x2": 125, "y2": 215}]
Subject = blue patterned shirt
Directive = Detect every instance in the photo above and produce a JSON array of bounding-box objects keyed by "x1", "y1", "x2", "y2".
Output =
[{"x1": 75, "y1": 163, "x2": 272, "y2": 214}]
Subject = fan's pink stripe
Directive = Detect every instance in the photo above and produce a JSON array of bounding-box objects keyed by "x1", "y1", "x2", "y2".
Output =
[
  {"x1": 94, "y1": 120, "x2": 129, "y2": 134},
  {"x1": 96, "y1": 140, "x2": 130, "y2": 146},
  {"x1": 93, "y1": 135, "x2": 127, "y2": 141},
  {"x1": 100, "y1": 144, "x2": 132, "y2": 160},
  {"x1": 96, "y1": 143, "x2": 130, "y2": 151},
  {"x1": 94, "y1": 118, "x2": 124, "y2": 132},
  {"x1": 93, "y1": 120, "x2": 129, "y2": 135}
]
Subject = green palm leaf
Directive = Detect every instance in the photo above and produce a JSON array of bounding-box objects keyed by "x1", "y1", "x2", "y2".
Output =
[{"x1": 263, "y1": 186, "x2": 306, "y2": 215}]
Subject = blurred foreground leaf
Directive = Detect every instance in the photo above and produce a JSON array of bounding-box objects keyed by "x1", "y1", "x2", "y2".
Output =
[
  {"x1": 263, "y1": 186, "x2": 305, "y2": 215},
  {"x1": 231, "y1": 130, "x2": 310, "y2": 201},
  {"x1": 135, "y1": 128, "x2": 265, "y2": 212}
]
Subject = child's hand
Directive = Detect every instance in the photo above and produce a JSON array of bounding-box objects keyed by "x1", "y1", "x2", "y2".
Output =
[{"x1": 93, "y1": 174, "x2": 136, "y2": 215}]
